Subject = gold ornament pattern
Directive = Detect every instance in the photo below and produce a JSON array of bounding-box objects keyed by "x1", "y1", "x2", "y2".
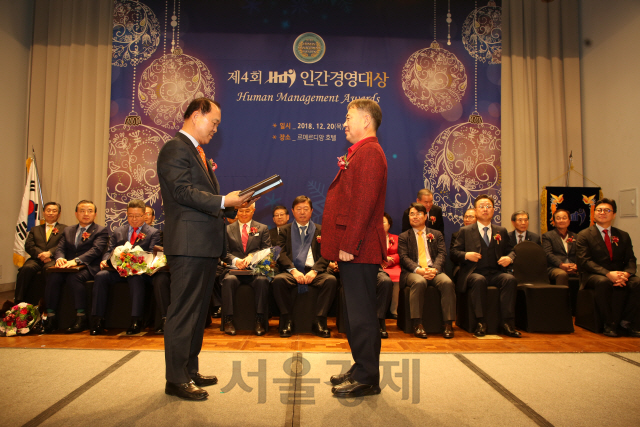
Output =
[
  {"x1": 461, "y1": 1, "x2": 502, "y2": 64},
  {"x1": 112, "y1": 0, "x2": 161, "y2": 67}
]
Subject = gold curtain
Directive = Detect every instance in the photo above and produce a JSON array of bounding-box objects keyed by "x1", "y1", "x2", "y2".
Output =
[
  {"x1": 501, "y1": 0, "x2": 583, "y2": 230},
  {"x1": 27, "y1": 0, "x2": 113, "y2": 226}
]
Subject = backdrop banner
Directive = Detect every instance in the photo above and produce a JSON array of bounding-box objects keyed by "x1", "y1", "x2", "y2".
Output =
[{"x1": 540, "y1": 186, "x2": 602, "y2": 235}]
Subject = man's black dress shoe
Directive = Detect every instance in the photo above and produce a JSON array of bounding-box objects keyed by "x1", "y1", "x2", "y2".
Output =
[
  {"x1": 379, "y1": 318, "x2": 388, "y2": 339},
  {"x1": 443, "y1": 323, "x2": 454, "y2": 339},
  {"x1": 603, "y1": 323, "x2": 618, "y2": 337},
  {"x1": 280, "y1": 319, "x2": 292, "y2": 338},
  {"x1": 413, "y1": 323, "x2": 428, "y2": 339},
  {"x1": 155, "y1": 317, "x2": 166, "y2": 334},
  {"x1": 330, "y1": 371, "x2": 352, "y2": 386},
  {"x1": 622, "y1": 324, "x2": 640, "y2": 337},
  {"x1": 191, "y1": 373, "x2": 218, "y2": 387},
  {"x1": 43, "y1": 315, "x2": 58, "y2": 334},
  {"x1": 127, "y1": 319, "x2": 142, "y2": 335},
  {"x1": 474, "y1": 322, "x2": 486, "y2": 337},
  {"x1": 312, "y1": 320, "x2": 331, "y2": 338},
  {"x1": 224, "y1": 316, "x2": 236, "y2": 335},
  {"x1": 255, "y1": 316, "x2": 266, "y2": 336},
  {"x1": 66, "y1": 315, "x2": 88, "y2": 334},
  {"x1": 502, "y1": 323, "x2": 521, "y2": 338},
  {"x1": 390, "y1": 313, "x2": 398, "y2": 319},
  {"x1": 90, "y1": 317, "x2": 105, "y2": 336},
  {"x1": 211, "y1": 307, "x2": 222, "y2": 318},
  {"x1": 332, "y1": 380, "x2": 381, "y2": 397},
  {"x1": 165, "y1": 381, "x2": 208, "y2": 400}
]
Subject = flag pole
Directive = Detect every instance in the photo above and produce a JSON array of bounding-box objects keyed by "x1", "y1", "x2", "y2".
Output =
[{"x1": 31, "y1": 147, "x2": 45, "y2": 222}]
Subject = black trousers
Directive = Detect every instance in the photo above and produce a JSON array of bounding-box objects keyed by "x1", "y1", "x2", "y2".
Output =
[
  {"x1": 272, "y1": 269, "x2": 337, "y2": 317},
  {"x1": 585, "y1": 274, "x2": 640, "y2": 327},
  {"x1": 45, "y1": 269, "x2": 93, "y2": 311},
  {"x1": 15, "y1": 258, "x2": 54, "y2": 302},
  {"x1": 339, "y1": 262, "x2": 380, "y2": 386},
  {"x1": 152, "y1": 272, "x2": 171, "y2": 318},
  {"x1": 466, "y1": 272, "x2": 517, "y2": 320},
  {"x1": 164, "y1": 255, "x2": 217, "y2": 384},
  {"x1": 92, "y1": 270, "x2": 148, "y2": 317},
  {"x1": 375, "y1": 271, "x2": 394, "y2": 320},
  {"x1": 221, "y1": 273, "x2": 269, "y2": 315}
]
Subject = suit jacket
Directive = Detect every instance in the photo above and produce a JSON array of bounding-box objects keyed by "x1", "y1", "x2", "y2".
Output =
[
  {"x1": 450, "y1": 223, "x2": 515, "y2": 292},
  {"x1": 509, "y1": 230, "x2": 541, "y2": 246},
  {"x1": 223, "y1": 220, "x2": 271, "y2": 266},
  {"x1": 402, "y1": 204, "x2": 444, "y2": 235},
  {"x1": 269, "y1": 227, "x2": 280, "y2": 247},
  {"x1": 398, "y1": 228, "x2": 446, "y2": 289},
  {"x1": 276, "y1": 222, "x2": 329, "y2": 272},
  {"x1": 157, "y1": 132, "x2": 235, "y2": 258},
  {"x1": 576, "y1": 225, "x2": 637, "y2": 289},
  {"x1": 102, "y1": 223, "x2": 161, "y2": 263},
  {"x1": 54, "y1": 223, "x2": 109, "y2": 277},
  {"x1": 322, "y1": 137, "x2": 387, "y2": 264},
  {"x1": 25, "y1": 222, "x2": 68, "y2": 261},
  {"x1": 541, "y1": 229, "x2": 578, "y2": 274}
]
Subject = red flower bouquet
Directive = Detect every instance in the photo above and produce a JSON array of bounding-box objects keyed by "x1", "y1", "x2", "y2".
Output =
[{"x1": 0, "y1": 302, "x2": 40, "y2": 337}]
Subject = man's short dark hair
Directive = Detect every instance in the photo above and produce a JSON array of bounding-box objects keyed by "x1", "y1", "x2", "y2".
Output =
[
  {"x1": 44, "y1": 202, "x2": 61, "y2": 213},
  {"x1": 272, "y1": 205, "x2": 287, "y2": 216},
  {"x1": 76, "y1": 200, "x2": 97, "y2": 212},
  {"x1": 145, "y1": 206, "x2": 155, "y2": 216},
  {"x1": 417, "y1": 188, "x2": 433, "y2": 199},
  {"x1": 474, "y1": 194, "x2": 494, "y2": 208},
  {"x1": 347, "y1": 99, "x2": 382, "y2": 131},
  {"x1": 383, "y1": 212, "x2": 393, "y2": 228},
  {"x1": 292, "y1": 195, "x2": 313, "y2": 210},
  {"x1": 553, "y1": 208, "x2": 571, "y2": 220},
  {"x1": 595, "y1": 198, "x2": 617, "y2": 213},
  {"x1": 511, "y1": 210, "x2": 529, "y2": 221},
  {"x1": 183, "y1": 97, "x2": 221, "y2": 120},
  {"x1": 127, "y1": 199, "x2": 146, "y2": 210},
  {"x1": 409, "y1": 202, "x2": 427, "y2": 215}
]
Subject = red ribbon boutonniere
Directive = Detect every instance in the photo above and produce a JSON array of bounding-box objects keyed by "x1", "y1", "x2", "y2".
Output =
[
  {"x1": 612, "y1": 236, "x2": 619, "y2": 246},
  {"x1": 82, "y1": 231, "x2": 91, "y2": 241},
  {"x1": 493, "y1": 233, "x2": 501, "y2": 244},
  {"x1": 316, "y1": 235, "x2": 322, "y2": 243},
  {"x1": 249, "y1": 227, "x2": 258, "y2": 235},
  {"x1": 566, "y1": 236, "x2": 575, "y2": 243},
  {"x1": 136, "y1": 233, "x2": 146, "y2": 243},
  {"x1": 51, "y1": 227, "x2": 59, "y2": 235},
  {"x1": 430, "y1": 216, "x2": 436, "y2": 224},
  {"x1": 426, "y1": 233, "x2": 435, "y2": 242},
  {"x1": 337, "y1": 154, "x2": 349, "y2": 170},
  {"x1": 208, "y1": 159, "x2": 217, "y2": 171},
  {"x1": 388, "y1": 237, "x2": 395, "y2": 246}
]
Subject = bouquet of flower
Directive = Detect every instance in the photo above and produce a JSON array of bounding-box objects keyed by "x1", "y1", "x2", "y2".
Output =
[
  {"x1": 110, "y1": 242, "x2": 154, "y2": 277},
  {"x1": 250, "y1": 246, "x2": 282, "y2": 279},
  {"x1": 0, "y1": 303, "x2": 40, "y2": 337},
  {"x1": 147, "y1": 250, "x2": 168, "y2": 275}
]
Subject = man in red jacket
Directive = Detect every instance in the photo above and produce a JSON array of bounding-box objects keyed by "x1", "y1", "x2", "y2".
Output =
[{"x1": 322, "y1": 99, "x2": 387, "y2": 397}]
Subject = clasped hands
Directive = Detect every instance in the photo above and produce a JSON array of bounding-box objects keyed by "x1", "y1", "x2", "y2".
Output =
[
  {"x1": 559, "y1": 263, "x2": 578, "y2": 274},
  {"x1": 415, "y1": 267, "x2": 438, "y2": 280},
  {"x1": 291, "y1": 268, "x2": 317, "y2": 284},
  {"x1": 37, "y1": 251, "x2": 53, "y2": 264},
  {"x1": 54, "y1": 258, "x2": 78, "y2": 268},
  {"x1": 465, "y1": 252, "x2": 513, "y2": 267},
  {"x1": 235, "y1": 256, "x2": 253, "y2": 270},
  {"x1": 607, "y1": 271, "x2": 631, "y2": 287}
]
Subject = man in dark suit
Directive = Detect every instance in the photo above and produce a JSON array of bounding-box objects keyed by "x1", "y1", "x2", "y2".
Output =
[
  {"x1": 90, "y1": 199, "x2": 163, "y2": 335},
  {"x1": 542, "y1": 208, "x2": 578, "y2": 287},
  {"x1": 43, "y1": 200, "x2": 108, "y2": 334},
  {"x1": 273, "y1": 195, "x2": 337, "y2": 338},
  {"x1": 157, "y1": 98, "x2": 252, "y2": 400},
  {"x1": 143, "y1": 205, "x2": 171, "y2": 333},
  {"x1": 576, "y1": 198, "x2": 640, "y2": 337},
  {"x1": 322, "y1": 99, "x2": 387, "y2": 398},
  {"x1": 269, "y1": 205, "x2": 289, "y2": 246},
  {"x1": 450, "y1": 194, "x2": 520, "y2": 338},
  {"x1": 399, "y1": 203, "x2": 456, "y2": 339},
  {"x1": 15, "y1": 202, "x2": 67, "y2": 304},
  {"x1": 401, "y1": 188, "x2": 445, "y2": 235},
  {"x1": 509, "y1": 210, "x2": 541, "y2": 246},
  {"x1": 221, "y1": 202, "x2": 271, "y2": 336},
  {"x1": 449, "y1": 208, "x2": 476, "y2": 282}
]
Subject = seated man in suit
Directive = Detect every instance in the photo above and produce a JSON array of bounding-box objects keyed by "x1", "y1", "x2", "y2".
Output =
[
  {"x1": 221, "y1": 202, "x2": 271, "y2": 336},
  {"x1": 576, "y1": 198, "x2": 640, "y2": 337},
  {"x1": 542, "y1": 208, "x2": 578, "y2": 287},
  {"x1": 451, "y1": 194, "x2": 520, "y2": 338},
  {"x1": 398, "y1": 203, "x2": 455, "y2": 339},
  {"x1": 449, "y1": 208, "x2": 476, "y2": 281},
  {"x1": 43, "y1": 200, "x2": 109, "y2": 333},
  {"x1": 269, "y1": 205, "x2": 289, "y2": 245},
  {"x1": 91, "y1": 199, "x2": 164, "y2": 335},
  {"x1": 15, "y1": 202, "x2": 67, "y2": 304},
  {"x1": 401, "y1": 188, "x2": 444, "y2": 235},
  {"x1": 509, "y1": 210, "x2": 541, "y2": 246},
  {"x1": 144, "y1": 205, "x2": 172, "y2": 333},
  {"x1": 273, "y1": 195, "x2": 337, "y2": 338}
]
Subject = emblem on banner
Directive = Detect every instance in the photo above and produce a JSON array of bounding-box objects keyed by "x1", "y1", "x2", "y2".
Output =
[{"x1": 293, "y1": 32, "x2": 325, "y2": 64}]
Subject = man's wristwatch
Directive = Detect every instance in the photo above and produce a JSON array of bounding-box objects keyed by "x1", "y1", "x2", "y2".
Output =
[{"x1": 74, "y1": 258, "x2": 82, "y2": 265}]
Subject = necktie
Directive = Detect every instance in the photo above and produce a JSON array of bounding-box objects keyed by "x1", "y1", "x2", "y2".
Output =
[
  {"x1": 300, "y1": 226, "x2": 307, "y2": 244},
  {"x1": 130, "y1": 227, "x2": 139, "y2": 245},
  {"x1": 46, "y1": 225, "x2": 52, "y2": 241},
  {"x1": 417, "y1": 231, "x2": 429, "y2": 268},
  {"x1": 518, "y1": 235, "x2": 523, "y2": 244},
  {"x1": 242, "y1": 224, "x2": 248, "y2": 252},
  {"x1": 196, "y1": 145, "x2": 207, "y2": 168},
  {"x1": 603, "y1": 229, "x2": 613, "y2": 260},
  {"x1": 76, "y1": 227, "x2": 86, "y2": 247},
  {"x1": 483, "y1": 227, "x2": 490, "y2": 246}
]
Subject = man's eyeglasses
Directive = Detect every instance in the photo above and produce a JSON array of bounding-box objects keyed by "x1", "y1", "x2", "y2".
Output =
[
  {"x1": 477, "y1": 205, "x2": 493, "y2": 210},
  {"x1": 409, "y1": 212, "x2": 425, "y2": 218},
  {"x1": 128, "y1": 215, "x2": 144, "y2": 219},
  {"x1": 463, "y1": 215, "x2": 476, "y2": 220},
  {"x1": 595, "y1": 208, "x2": 613, "y2": 214}
]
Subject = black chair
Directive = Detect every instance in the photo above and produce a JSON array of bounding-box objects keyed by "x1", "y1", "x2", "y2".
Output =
[
  {"x1": 397, "y1": 285, "x2": 444, "y2": 334},
  {"x1": 575, "y1": 283, "x2": 603, "y2": 333},
  {"x1": 513, "y1": 241, "x2": 573, "y2": 333},
  {"x1": 290, "y1": 285, "x2": 321, "y2": 334},
  {"x1": 456, "y1": 287, "x2": 502, "y2": 335},
  {"x1": 219, "y1": 271, "x2": 268, "y2": 333}
]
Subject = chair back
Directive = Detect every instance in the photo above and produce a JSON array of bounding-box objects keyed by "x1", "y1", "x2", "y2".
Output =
[{"x1": 512, "y1": 241, "x2": 549, "y2": 284}]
